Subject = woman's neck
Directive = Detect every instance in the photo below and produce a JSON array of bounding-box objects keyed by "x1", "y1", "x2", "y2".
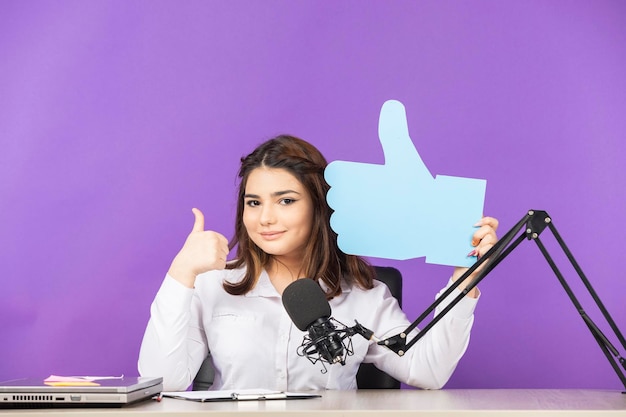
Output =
[{"x1": 267, "y1": 257, "x2": 305, "y2": 295}]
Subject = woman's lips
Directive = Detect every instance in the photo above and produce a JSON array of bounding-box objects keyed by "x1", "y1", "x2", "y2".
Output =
[{"x1": 260, "y1": 231, "x2": 285, "y2": 241}]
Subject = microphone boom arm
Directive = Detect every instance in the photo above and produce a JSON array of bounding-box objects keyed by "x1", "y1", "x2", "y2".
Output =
[{"x1": 378, "y1": 210, "x2": 626, "y2": 391}]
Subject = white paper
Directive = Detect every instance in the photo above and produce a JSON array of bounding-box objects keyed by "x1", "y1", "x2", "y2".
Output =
[{"x1": 162, "y1": 388, "x2": 320, "y2": 401}]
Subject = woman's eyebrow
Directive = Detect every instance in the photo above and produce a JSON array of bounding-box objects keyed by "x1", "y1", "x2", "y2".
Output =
[
  {"x1": 273, "y1": 190, "x2": 301, "y2": 197},
  {"x1": 243, "y1": 190, "x2": 301, "y2": 199}
]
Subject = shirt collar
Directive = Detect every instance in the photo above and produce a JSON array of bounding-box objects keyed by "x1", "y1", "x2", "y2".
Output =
[
  {"x1": 245, "y1": 270, "x2": 352, "y2": 298},
  {"x1": 245, "y1": 269, "x2": 279, "y2": 298}
]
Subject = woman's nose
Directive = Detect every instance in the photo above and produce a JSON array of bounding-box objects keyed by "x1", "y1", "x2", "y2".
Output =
[{"x1": 260, "y1": 205, "x2": 276, "y2": 225}]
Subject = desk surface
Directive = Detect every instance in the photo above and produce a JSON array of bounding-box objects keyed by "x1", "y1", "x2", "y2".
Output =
[{"x1": 1, "y1": 389, "x2": 625, "y2": 416}]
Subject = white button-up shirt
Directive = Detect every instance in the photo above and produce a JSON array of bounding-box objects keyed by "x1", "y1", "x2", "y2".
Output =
[{"x1": 138, "y1": 266, "x2": 478, "y2": 391}]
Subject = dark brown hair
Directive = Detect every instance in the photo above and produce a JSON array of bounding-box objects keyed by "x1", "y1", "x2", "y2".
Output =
[{"x1": 224, "y1": 135, "x2": 374, "y2": 298}]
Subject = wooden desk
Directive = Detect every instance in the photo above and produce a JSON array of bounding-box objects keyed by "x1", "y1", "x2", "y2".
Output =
[{"x1": 1, "y1": 389, "x2": 625, "y2": 416}]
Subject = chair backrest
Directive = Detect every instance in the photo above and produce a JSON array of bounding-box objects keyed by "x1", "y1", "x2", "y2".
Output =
[
  {"x1": 192, "y1": 265, "x2": 403, "y2": 390},
  {"x1": 192, "y1": 354, "x2": 215, "y2": 391},
  {"x1": 355, "y1": 266, "x2": 403, "y2": 389}
]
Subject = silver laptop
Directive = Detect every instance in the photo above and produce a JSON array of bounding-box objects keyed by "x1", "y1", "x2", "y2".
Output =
[{"x1": 0, "y1": 376, "x2": 163, "y2": 408}]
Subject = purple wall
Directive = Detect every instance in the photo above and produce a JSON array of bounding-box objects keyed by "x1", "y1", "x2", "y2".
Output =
[{"x1": 1, "y1": 1, "x2": 625, "y2": 390}]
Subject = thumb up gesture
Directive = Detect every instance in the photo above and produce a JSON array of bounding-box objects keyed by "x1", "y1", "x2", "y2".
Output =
[
  {"x1": 168, "y1": 208, "x2": 230, "y2": 288},
  {"x1": 325, "y1": 100, "x2": 486, "y2": 266}
]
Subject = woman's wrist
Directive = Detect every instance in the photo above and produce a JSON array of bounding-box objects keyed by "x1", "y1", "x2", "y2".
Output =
[
  {"x1": 452, "y1": 267, "x2": 479, "y2": 298},
  {"x1": 168, "y1": 260, "x2": 196, "y2": 288}
]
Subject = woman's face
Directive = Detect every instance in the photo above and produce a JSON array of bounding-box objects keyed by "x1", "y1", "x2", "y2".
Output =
[{"x1": 243, "y1": 167, "x2": 314, "y2": 263}]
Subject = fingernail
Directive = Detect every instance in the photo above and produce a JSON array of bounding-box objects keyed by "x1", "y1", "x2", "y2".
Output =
[{"x1": 467, "y1": 249, "x2": 477, "y2": 257}]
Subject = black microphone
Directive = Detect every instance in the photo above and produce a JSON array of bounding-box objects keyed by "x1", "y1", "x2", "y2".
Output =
[{"x1": 282, "y1": 279, "x2": 351, "y2": 369}]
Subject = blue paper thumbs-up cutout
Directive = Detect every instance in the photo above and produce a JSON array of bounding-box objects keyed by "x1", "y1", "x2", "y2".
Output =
[{"x1": 324, "y1": 100, "x2": 486, "y2": 267}]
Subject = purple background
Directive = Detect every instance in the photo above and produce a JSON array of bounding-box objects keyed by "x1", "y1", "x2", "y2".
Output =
[{"x1": 1, "y1": 1, "x2": 625, "y2": 390}]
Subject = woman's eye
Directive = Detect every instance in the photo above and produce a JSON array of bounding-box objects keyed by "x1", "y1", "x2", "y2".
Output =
[
  {"x1": 280, "y1": 198, "x2": 296, "y2": 205},
  {"x1": 245, "y1": 200, "x2": 260, "y2": 207}
]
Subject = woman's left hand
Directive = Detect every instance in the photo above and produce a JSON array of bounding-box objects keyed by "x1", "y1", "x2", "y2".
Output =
[
  {"x1": 452, "y1": 216, "x2": 499, "y2": 298},
  {"x1": 468, "y1": 216, "x2": 499, "y2": 258}
]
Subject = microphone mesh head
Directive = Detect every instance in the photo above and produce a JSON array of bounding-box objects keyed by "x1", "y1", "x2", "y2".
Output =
[{"x1": 282, "y1": 278, "x2": 331, "y2": 331}]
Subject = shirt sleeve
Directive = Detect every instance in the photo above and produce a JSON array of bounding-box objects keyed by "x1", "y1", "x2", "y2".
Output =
[
  {"x1": 137, "y1": 275, "x2": 208, "y2": 391},
  {"x1": 367, "y1": 278, "x2": 479, "y2": 389}
]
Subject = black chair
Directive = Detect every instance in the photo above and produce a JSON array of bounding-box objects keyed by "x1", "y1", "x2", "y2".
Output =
[
  {"x1": 192, "y1": 265, "x2": 403, "y2": 390},
  {"x1": 355, "y1": 266, "x2": 403, "y2": 389}
]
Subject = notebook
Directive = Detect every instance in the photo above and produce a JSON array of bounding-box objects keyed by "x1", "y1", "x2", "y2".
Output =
[
  {"x1": 162, "y1": 388, "x2": 321, "y2": 402},
  {"x1": 0, "y1": 376, "x2": 163, "y2": 408}
]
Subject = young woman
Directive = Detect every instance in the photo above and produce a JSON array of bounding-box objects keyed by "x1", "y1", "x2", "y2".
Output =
[{"x1": 138, "y1": 135, "x2": 498, "y2": 391}]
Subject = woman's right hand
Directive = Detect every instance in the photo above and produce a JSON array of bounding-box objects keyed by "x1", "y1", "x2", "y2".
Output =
[{"x1": 167, "y1": 208, "x2": 230, "y2": 288}]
